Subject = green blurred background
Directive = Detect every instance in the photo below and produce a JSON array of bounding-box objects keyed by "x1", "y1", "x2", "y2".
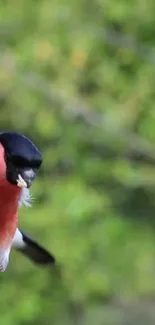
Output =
[{"x1": 1, "y1": 0, "x2": 155, "y2": 324}]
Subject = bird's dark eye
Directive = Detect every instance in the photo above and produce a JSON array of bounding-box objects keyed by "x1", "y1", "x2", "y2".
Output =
[
  {"x1": 6, "y1": 154, "x2": 41, "y2": 169},
  {"x1": 11, "y1": 155, "x2": 28, "y2": 167}
]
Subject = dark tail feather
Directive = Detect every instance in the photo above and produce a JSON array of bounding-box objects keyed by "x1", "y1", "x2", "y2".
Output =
[{"x1": 16, "y1": 231, "x2": 55, "y2": 266}]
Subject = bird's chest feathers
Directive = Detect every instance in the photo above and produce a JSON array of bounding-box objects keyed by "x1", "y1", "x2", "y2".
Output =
[
  {"x1": 0, "y1": 188, "x2": 21, "y2": 248},
  {"x1": 0, "y1": 187, "x2": 31, "y2": 249}
]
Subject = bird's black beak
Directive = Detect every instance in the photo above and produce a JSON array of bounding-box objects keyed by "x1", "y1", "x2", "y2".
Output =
[{"x1": 17, "y1": 168, "x2": 36, "y2": 189}]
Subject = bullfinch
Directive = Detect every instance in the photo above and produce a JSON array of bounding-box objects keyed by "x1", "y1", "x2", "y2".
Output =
[{"x1": 0, "y1": 131, "x2": 55, "y2": 272}]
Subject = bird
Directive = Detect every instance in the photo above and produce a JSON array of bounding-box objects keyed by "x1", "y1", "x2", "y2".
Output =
[{"x1": 0, "y1": 131, "x2": 55, "y2": 272}]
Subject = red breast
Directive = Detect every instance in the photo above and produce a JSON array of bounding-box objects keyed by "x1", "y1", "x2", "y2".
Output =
[{"x1": 0, "y1": 144, "x2": 22, "y2": 248}]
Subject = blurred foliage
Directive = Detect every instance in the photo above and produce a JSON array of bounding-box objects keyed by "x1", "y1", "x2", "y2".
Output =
[{"x1": 1, "y1": 0, "x2": 155, "y2": 324}]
